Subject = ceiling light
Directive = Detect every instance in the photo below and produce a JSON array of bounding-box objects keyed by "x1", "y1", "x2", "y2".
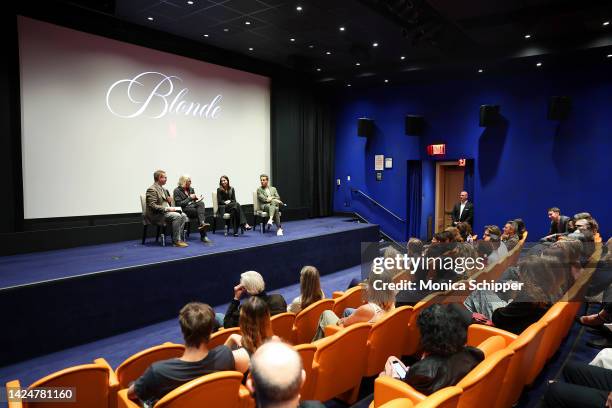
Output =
[
  {"x1": 603, "y1": 21, "x2": 610, "y2": 26},
  {"x1": 326, "y1": 51, "x2": 331, "y2": 55},
  {"x1": 147, "y1": 16, "x2": 154, "y2": 21},
  {"x1": 384, "y1": 79, "x2": 389, "y2": 83},
  {"x1": 524, "y1": 34, "x2": 531, "y2": 39},
  {"x1": 355, "y1": 62, "x2": 360, "y2": 66},
  {"x1": 372, "y1": 42, "x2": 379, "y2": 47},
  {"x1": 478, "y1": 69, "x2": 484, "y2": 73},
  {"x1": 400, "y1": 56, "x2": 406, "y2": 60},
  {"x1": 203, "y1": 34, "x2": 209, "y2": 37},
  {"x1": 347, "y1": 84, "x2": 352, "y2": 87},
  {"x1": 536, "y1": 62, "x2": 542, "y2": 67},
  {"x1": 296, "y1": 6, "x2": 302, "y2": 11},
  {"x1": 187, "y1": 0, "x2": 194, "y2": 4},
  {"x1": 339, "y1": 26, "x2": 345, "y2": 31},
  {"x1": 245, "y1": 21, "x2": 251, "y2": 25},
  {"x1": 316, "y1": 68, "x2": 321, "y2": 72},
  {"x1": 224, "y1": 28, "x2": 229, "y2": 32},
  {"x1": 290, "y1": 38, "x2": 295, "y2": 42},
  {"x1": 607, "y1": 54, "x2": 612, "y2": 58},
  {"x1": 249, "y1": 47, "x2": 254, "y2": 51},
  {"x1": 309, "y1": 45, "x2": 314, "y2": 48}
]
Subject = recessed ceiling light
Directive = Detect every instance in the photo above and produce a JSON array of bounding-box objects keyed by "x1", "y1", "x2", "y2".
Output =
[
  {"x1": 536, "y1": 62, "x2": 542, "y2": 67},
  {"x1": 478, "y1": 69, "x2": 484, "y2": 73},
  {"x1": 290, "y1": 38, "x2": 295, "y2": 42},
  {"x1": 607, "y1": 54, "x2": 612, "y2": 58},
  {"x1": 355, "y1": 62, "x2": 360, "y2": 66},
  {"x1": 296, "y1": 6, "x2": 302, "y2": 11},
  {"x1": 316, "y1": 68, "x2": 321, "y2": 71},
  {"x1": 203, "y1": 34, "x2": 209, "y2": 37},
  {"x1": 524, "y1": 34, "x2": 531, "y2": 39},
  {"x1": 372, "y1": 42, "x2": 379, "y2": 47},
  {"x1": 187, "y1": 0, "x2": 193, "y2": 4},
  {"x1": 224, "y1": 28, "x2": 229, "y2": 32},
  {"x1": 249, "y1": 47, "x2": 254, "y2": 51},
  {"x1": 384, "y1": 79, "x2": 389, "y2": 83},
  {"x1": 309, "y1": 45, "x2": 314, "y2": 48},
  {"x1": 245, "y1": 21, "x2": 251, "y2": 25},
  {"x1": 326, "y1": 51, "x2": 331, "y2": 55},
  {"x1": 347, "y1": 84, "x2": 352, "y2": 87},
  {"x1": 603, "y1": 21, "x2": 610, "y2": 26},
  {"x1": 400, "y1": 56, "x2": 406, "y2": 60},
  {"x1": 147, "y1": 16, "x2": 154, "y2": 21},
  {"x1": 339, "y1": 26, "x2": 345, "y2": 31}
]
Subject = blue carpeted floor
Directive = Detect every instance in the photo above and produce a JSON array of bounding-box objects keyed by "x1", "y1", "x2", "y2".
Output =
[{"x1": 0, "y1": 217, "x2": 369, "y2": 289}]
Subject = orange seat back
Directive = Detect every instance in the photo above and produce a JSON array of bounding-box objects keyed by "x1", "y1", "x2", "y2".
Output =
[
  {"x1": 115, "y1": 343, "x2": 185, "y2": 389},
  {"x1": 271, "y1": 312, "x2": 296, "y2": 343},
  {"x1": 527, "y1": 303, "x2": 567, "y2": 385},
  {"x1": 208, "y1": 327, "x2": 241, "y2": 349},
  {"x1": 415, "y1": 386, "x2": 462, "y2": 408},
  {"x1": 332, "y1": 285, "x2": 365, "y2": 317},
  {"x1": 155, "y1": 371, "x2": 245, "y2": 408},
  {"x1": 9, "y1": 359, "x2": 116, "y2": 408},
  {"x1": 456, "y1": 349, "x2": 513, "y2": 408},
  {"x1": 312, "y1": 323, "x2": 371, "y2": 403},
  {"x1": 294, "y1": 343, "x2": 317, "y2": 400},
  {"x1": 496, "y1": 321, "x2": 547, "y2": 408},
  {"x1": 293, "y1": 299, "x2": 335, "y2": 344},
  {"x1": 366, "y1": 306, "x2": 413, "y2": 376},
  {"x1": 476, "y1": 335, "x2": 507, "y2": 358},
  {"x1": 402, "y1": 293, "x2": 442, "y2": 356}
]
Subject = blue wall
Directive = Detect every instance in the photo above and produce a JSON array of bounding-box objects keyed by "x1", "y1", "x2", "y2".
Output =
[{"x1": 333, "y1": 65, "x2": 612, "y2": 242}]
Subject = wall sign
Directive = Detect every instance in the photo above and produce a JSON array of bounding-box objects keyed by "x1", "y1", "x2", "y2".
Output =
[
  {"x1": 375, "y1": 154, "x2": 384, "y2": 171},
  {"x1": 427, "y1": 144, "x2": 446, "y2": 156}
]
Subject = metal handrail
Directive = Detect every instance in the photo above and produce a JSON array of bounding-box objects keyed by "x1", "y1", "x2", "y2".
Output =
[{"x1": 350, "y1": 189, "x2": 406, "y2": 223}]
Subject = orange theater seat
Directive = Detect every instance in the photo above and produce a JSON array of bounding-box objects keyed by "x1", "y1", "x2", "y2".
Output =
[
  {"x1": 370, "y1": 378, "x2": 462, "y2": 408},
  {"x1": 365, "y1": 306, "x2": 413, "y2": 376},
  {"x1": 294, "y1": 343, "x2": 317, "y2": 400},
  {"x1": 527, "y1": 302, "x2": 567, "y2": 386},
  {"x1": 208, "y1": 327, "x2": 241, "y2": 349},
  {"x1": 115, "y1": 342, "x2": 185, "y2": 390},
  {"x1": 116, "y1": 371, "x2": 253, "y2": 408},
  {"x1": 310, "y1": 322, "x2": 371, "y2": 404},
  {"x1": 332, "y1": 285, "x2": 366, "y2": 317},
  {"x1": 402, "y1": 293, "x2": 443, "y2": 356},
  {"x1": 271, "y1": 312, "x2": 296, "y2": 343},
  {"x1": 6, "y1": 358, "x2": 118, "y2": 408},
  {"x1": 292, "y1": 299, "x2": 334, "y2": 344}
]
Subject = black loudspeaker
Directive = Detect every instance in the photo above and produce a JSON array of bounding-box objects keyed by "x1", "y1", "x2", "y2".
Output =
[
  {"x1": 479, "y1": 105, "x2": 500, "y2": 127},
  {"x1": 357, "y1": 118, "x2": 374, "y2": 137},
  {"x1": 548, "y1": 96, "x2": 571, "y2": 120},
  {"x1": 405, "y1": 115, "x2": 424, "y2": 135}
]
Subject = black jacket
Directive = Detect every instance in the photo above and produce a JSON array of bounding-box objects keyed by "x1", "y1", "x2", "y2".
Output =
[
  {"x1": 223, "y1": 292, "x2": 288, "y2": 328},
  {"x1": 451, "y1": 201, "x2": 474, "y2": 226},
  {"x1": 548, "y1": 215, "x2": 570, "y2": 235},
  {"x1": 173, "y1": 187, "x2": 196, "y2": 209},
  {"x1": 403, "y1": 346, "x2": 484, "y2": 395},
  {"x1": 492, "y1": 301, "x2": 549, "y2": 335}
]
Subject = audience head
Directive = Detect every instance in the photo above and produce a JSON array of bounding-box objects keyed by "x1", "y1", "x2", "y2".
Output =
[
  {"x1": 241, "y1": 271, "x2": 266, "y2": 295},
  {"x1": 178, "y1": 175, "x2": 191, "y2": 188},
  {"x1": 367, "y1": 262, "x2": 396, "y2": 311},
  {"x1": 239, "y1": 296, "x2": 273, "y2": 355},
  {"x1": 552, "y1": 239, "x2": 582, "y2": 271},
  {"x1": 260, "y1": 174, "x2": 269, "y2": 188},
  {"x1": 541, "y1": 246, "x2": 573, "y2": 290},
  {"x1": 547, "y1": 207, "x2": 561, "y2": 222},
  {"x1": 219, "y1": 175, "x2": 230, "y2": 190},
  {"x1": 503, "y1": 221, "x2": 517, "y2": 237},
  {"x1": 178, "y1": 302, "x2": 215, "y2": 348},
  {"x1": 247, "y1": 340, "x2": 304, "y2": 408},
  {"x1": 456, "y1": 222, "x2": 473, "y2": 241},
  {"x1": 516, "y1": 256, "x2": 558, "y2": 304},
  {"x1": 573, "y1": 212, "x2": 592, "y2": 221},
  {"x1": 298, "y1": 266, "x2": 322, "y2": 310},
  {"x1": 459, "y1": 191, "x2": 468, "y2": 203},
  {"x1": 476, "y1": 240, "x2": 494, "y2": 259},
  {"x1": 514, "y1": 218, "x2": 526, "y2": 239},
  {"x1": 444, "y1": 227, "x2": 463, "y2": 242},
  {"x1": 418, "y1": 304, "x2": 468, "y2": 357},
  {"x1": 407, "y1": 238, "x2": 424, "y2": 258},
  {"x1": 483, "y1": 225, "x2": 502, "y2": 243},
  {"x1": 153, "y1": 169, "x2": 167, "y2": 185}
]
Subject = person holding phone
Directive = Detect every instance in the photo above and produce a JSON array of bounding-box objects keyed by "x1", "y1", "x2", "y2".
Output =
[
  {"x1": 217, "y1": 175, "x2": 251, "y2": 236},
  {"x1": 380, "y1": 304, "x2": 483, "y2": 395},
  {"x1": 173, "y1": 175, "x2": 211, "y2": 243}
]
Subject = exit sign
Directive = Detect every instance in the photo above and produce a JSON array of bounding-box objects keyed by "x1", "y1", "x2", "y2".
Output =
[{"x1": 427, "y1": 144, "x2": 446, "y2": 156}]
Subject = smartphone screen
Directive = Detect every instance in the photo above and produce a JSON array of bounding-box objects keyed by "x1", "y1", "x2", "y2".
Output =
[{"x1": 392, "y1": 361, "x2": 407, "y2": 379}]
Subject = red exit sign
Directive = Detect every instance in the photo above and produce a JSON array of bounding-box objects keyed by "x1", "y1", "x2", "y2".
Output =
[
  {"x1": 458, "y1": 158, "x2": 466, "y2": 166},
  {"x1": 427, "y1": 144, "x2": 446, "y2": 156}
]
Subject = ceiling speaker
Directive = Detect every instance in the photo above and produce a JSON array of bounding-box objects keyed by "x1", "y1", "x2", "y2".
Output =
[
  {"x1": 548, "y1": 96, "x2": 571, "y2": 120},
  {"x1": 405, "y1": 115, "x2": 424, "y2": 136},
  {"x1": 479, "y1": 105, "x2": 500, "y2": 127},
  {"x1": 358, "y1": 118, "x2": 374, "y2": 137}
]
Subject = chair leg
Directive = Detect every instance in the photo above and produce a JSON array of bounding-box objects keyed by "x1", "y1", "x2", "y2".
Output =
[
  {"x1": 142, "y1": 225, "x2": 148, "y2": 245},
  {"x1": 155, "y1": 226, "x2": 161, "y2": 242},
  {"x1": 161, "y1": 226, "x2": 166, "y2": 247}
]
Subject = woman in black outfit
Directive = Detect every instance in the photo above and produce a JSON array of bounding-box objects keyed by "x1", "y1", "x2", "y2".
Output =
[{"x1": 217, "y1": 175, "x2": 251, "y2": 236}]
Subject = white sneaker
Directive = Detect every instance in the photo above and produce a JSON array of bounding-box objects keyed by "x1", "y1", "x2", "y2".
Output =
[
  {"x1": 276, "y1": 228, "x2": 284, "y2": 236},
  {"x1": 267, "y1": 218, "x2": 273, "y2": 225}
]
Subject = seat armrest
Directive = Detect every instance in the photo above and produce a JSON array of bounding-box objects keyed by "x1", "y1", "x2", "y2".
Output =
[
  {"x1": 6, "y1": 380, "x2": 23, "y2": 408},
  {"x1": 373, "y1": 377, "x2": 426, "y2": 408},
  {"x1": 324, "y1": 324, "x2": 343, "y2": 337},
  {"x1": 332, "y1": 291, "x2": 344, "y2": 299},
  {"x1": 117, "y1": 389, "x2": 140, "y2": 408},
  {"x1": 467, "y1": 324, "x2": 517, "y2": 347}
]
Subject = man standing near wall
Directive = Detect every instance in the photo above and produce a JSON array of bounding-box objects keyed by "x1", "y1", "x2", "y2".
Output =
[{"x1": 451, "y1": 191, "x2": 474, "y2": 227}]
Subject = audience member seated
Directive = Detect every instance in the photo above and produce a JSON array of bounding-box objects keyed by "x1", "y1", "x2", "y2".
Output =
[
  {"x1": 247, "y1": 340, "x2": 325, "y2": 408},
  {"x1": 481, "y1": 225, "x2": 508, "y2": 263},
  {"x1": 145, "y1": 169, "x2": 189, "y2": 247},
  {"x1": 128, "y1": 302, "x2": 249, "y2": 406},
  {"x1": 312, "y1": 264, "x2": 396, "y2": 341},
  {"x1": 396, "y1": 238, "x2": 431, "y2": 307},
  {"x1": 287, "y1": 266, "x2": 326, "y2": 314},
  {"x1": 546, "y1": 206, "x2": 570, "y2": 237},
  {"x1": 222, "y1": 271, "x2": 287, "y2": 328},
  {"x1": 587, "y1": 238, "x2": 612, "y2": 299},
  {"x1": 514, "y1": 218, "x2": 527, "y2": 240},
  {"x1": 173, "y1": 174, "x2": 211, "y2": 243},
  {"x1": 501, "y1": 220, "x2": 520, "y2": 250},
  {"x1": 257, "y1": 174, "x2": 284, "y2": 236},
  {"x1": 543, "y1": 361, "x2": 612, "y2": 408},
  {"x1": 456, "y1": 221, "x2": 475, "y2": 243},
  {"x1": 379, "y1": 304, "x2": 484, "y2": 395},
  {"x1": 445, "y1": 226, "x2": 464, "y2": 242},
  {"x1": 578, "y1": 300, "x2": 612, "y2": 349},
  {"x1": 217, "y1": 175, "x2": 251, "y2": 236}
]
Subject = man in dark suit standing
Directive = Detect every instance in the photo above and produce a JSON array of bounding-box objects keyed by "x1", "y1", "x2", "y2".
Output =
[
  {"x1": 451, "y1": 191, "x2": 474, "y2": 227},
  {"x1": 547, "y1": 207, "x2": 570, "y2": 235}
]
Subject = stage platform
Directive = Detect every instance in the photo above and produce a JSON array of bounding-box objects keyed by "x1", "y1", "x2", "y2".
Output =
[{"x1": 0, "y1": 217, "x2": 378, "y2": 365}]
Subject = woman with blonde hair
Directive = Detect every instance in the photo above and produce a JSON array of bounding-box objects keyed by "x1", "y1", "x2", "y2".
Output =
[
  {"x1": 173, "y1": 174, "x2": 211, "y2": 243},
  {"x1": 287, "y1": 266, "x2": 326, "y2": 313}
]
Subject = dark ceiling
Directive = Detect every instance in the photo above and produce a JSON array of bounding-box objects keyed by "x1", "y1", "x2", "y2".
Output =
[{"x1": 44, "y1": 0, "x2": 612, "y2": 86}]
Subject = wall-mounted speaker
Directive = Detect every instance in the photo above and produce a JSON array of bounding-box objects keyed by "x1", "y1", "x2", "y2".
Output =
[
  {"x1": 357, "y1": 118, "x2": 374, "y2": 137},
  {"x1": 479, "y1": 105, "x2": 500, "y2": 127},
  {"x1": 405, "y1": 115, "x2": 424, "y2": 135},
  {"x1": 548, "y1": 96, "x2": 571, "y2": 120}
]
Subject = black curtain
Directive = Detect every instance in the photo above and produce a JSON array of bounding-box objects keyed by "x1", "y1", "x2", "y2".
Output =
[{"x1": 407, "y1": 160, "x2": 422, "y2": 238}]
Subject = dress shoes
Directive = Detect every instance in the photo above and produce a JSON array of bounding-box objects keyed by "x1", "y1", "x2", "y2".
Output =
[{"x1": 174, "y1": 241, "x2": 189, "y2": 248}]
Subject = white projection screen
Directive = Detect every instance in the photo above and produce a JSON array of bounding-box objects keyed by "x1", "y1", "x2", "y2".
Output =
[{"x1": 18, "y1": 16, "x2": 270, "y2": 219}]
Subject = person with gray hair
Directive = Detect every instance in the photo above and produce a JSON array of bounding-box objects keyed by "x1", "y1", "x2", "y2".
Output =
[
  {"x1": 221, "y1": 271, "x2": 287, "y2": 328},
  {"x1": 501, "y1": 220, "x2": 519, "y2": 251},
  {"x1": 247, "y1": 340, "x2": 325, "y2": 408},
  {"x1": 173, "y1": 175, "x2": 211, "y2": 243}
]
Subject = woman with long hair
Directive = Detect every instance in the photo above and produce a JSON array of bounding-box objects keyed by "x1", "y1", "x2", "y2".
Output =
[
  {"x1": 287, "y1": 266, "x2": 325, "y2": 313},
  {"x1": 225, "y1": 296, "x2": 273, "y2": 356},
  {"x1": 217, "y1": 175, "x2": 251, "y2": 236}
]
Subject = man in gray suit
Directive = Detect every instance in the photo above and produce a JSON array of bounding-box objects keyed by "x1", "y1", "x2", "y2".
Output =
[
  {"x1": 146, "y1": 169, "x2": 189, "y2": 247},
  {"x1": 257, "y1": 174, "x2": 284, "y2": 236}
]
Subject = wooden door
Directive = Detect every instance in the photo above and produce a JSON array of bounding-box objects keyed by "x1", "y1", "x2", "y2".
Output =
[{"x1": 436, "y1": 165, "x2": 465, "y2": 232}]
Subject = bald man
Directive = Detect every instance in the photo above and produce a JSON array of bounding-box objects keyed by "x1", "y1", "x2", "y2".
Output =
[
  {"x1": 451, "y1": 191, "x2": 474, "y2": 227},
  {"x1": 247, "y1": 341, "x2": 324, "y2": 408}
]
